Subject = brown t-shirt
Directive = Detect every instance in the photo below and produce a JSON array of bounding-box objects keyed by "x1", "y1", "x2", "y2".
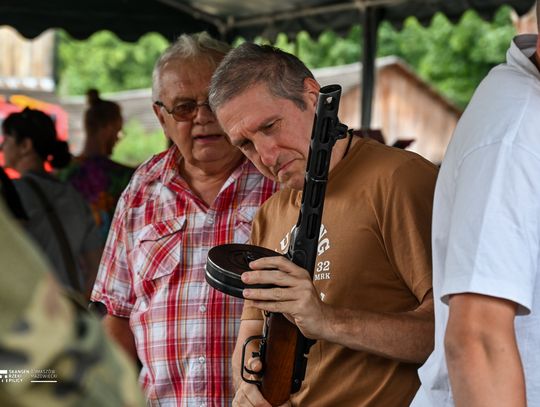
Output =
[{"x1": 243, "y1": 138, "x2": 437, "y2": 406}]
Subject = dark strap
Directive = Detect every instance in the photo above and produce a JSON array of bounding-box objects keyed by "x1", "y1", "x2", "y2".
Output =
[
  {"x1": 24, "y1": 176, "x2": 82, "y2": 293},
  {"x1": 0, "y1": 166, "x2": 28, "y2": 220}
]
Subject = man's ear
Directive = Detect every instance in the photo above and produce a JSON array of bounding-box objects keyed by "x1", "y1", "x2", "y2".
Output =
[
  {"x1": 152, "y1": 103, "x2": 167, "y2": 127},
  {"x1": 303, "y1": 77, "x2": 320, "y2": 109}
]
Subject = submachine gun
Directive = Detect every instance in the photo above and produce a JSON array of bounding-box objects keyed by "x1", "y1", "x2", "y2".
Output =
[{"x1": 205, "y1": 84, "x2": 348, "y2": 406}]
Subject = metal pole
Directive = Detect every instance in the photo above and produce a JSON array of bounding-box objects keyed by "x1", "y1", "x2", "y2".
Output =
[{"x1": 361, "y1": 6, "x2": 380, "y2": 130}]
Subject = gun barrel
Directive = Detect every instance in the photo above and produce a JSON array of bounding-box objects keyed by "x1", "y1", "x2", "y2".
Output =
[{"x1": 258, "y1": 85, "x2": 347, "y2": 406}]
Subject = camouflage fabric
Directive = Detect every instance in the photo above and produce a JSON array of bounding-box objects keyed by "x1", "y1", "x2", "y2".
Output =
[{"x1": 0, "y1": 201, "x2": 144, "y2": 407}]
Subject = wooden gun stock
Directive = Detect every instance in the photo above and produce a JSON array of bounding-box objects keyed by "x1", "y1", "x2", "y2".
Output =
[
  {"x1": 242, "y1": 84, "x2": 347, "y2": 406},
  {"x1": 260, "y1": 314, "x2": 301, "y2": 406}
]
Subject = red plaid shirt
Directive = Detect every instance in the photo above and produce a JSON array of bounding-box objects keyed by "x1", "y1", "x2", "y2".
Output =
[{"x1": 91, "y1": 145, "x2": 277, "y2": 406}]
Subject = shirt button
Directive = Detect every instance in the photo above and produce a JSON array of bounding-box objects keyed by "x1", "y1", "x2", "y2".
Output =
[
  {"x1": 199, "y1": 356, "x2": 206, "y2": 364},
  {"x1": 199, "y1": 305, "x2": 207, "y2": 313},
  {"x1": 207, "y1": 217, "x2": 214, "y2": 225},
  {"x1": 200, "y1": 404, "x2": 206, "y2": 407}
]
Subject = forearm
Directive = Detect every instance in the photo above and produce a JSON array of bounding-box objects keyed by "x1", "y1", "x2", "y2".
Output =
[
  {"x1": 445, "y1": 294, "x2": 525, "y2": 407},
  {"x1": 242, "y1": 257, "x2": 434, "y2": 364},
  {"x1": 321, "y1": 296, "x2": 434, "y2": 364},
  {"x1": 102, "y1": 314, "x2": 138, "y2": 361},
  {"x1": 445, "y1": 336, "x2": 525, "y2": 407},
  {"x1": 232, "y1": 319, "x2": 264, "y2": 390}
]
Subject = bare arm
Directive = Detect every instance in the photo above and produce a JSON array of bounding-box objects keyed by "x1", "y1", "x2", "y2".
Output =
[
  {"x1": 232, "y1": 318, "x2": 274, "y2": 407},
  {"x1": 102, "y1": 314, "x2": 138, "y2": 362},
  {"x1": 232, "y1": 319, "x2": 264, "y2": 390},
  {"x1": 242, "y1": 256, "x2": 434, "y2": 364},
  {"x1": 324, "y1": 290, "x2": 433, "y2": 363},
  {"x1": 445, "y1": 293, "x2": 525, "y2": 407}
]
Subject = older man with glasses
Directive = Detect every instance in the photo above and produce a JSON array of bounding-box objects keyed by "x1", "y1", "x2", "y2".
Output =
[{"x1": 90, "y1": 32, "x2": 277, "y2": 407}]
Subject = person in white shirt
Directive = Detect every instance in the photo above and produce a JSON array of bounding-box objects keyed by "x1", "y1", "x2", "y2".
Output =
[{"x1": 411, "y1": 5, "x2": 540, "y2": 407}]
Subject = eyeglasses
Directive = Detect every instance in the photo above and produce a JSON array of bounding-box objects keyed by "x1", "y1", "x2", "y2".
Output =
[{"x1": 154, "y1": 99, "x2": 212, "y2": 122}]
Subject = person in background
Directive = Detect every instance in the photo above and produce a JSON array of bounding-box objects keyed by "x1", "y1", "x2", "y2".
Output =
[
  {"x1": 58, "y1": 89, "x2": 134, "y2": 243},
  {"x1": 209, "y1": 42, "x2": 437, "y2": 407},
  {"x1": 410, "y1": 5, "x2": 540, "y2": 407},
  {"x1": 91, "y1": 32, "x2": 278, "y2": 406},
  {"x1": 0, "y1": 199, "x2": 144, "y2": 407},
  {"x1": 1, "y1": 108, "x2": 102, "y2": 300}
]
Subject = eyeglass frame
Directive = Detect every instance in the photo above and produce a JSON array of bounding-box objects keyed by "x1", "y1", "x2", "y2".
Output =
[{"x1": 153, "y1": 99, "x2": 212, "y2": 122}]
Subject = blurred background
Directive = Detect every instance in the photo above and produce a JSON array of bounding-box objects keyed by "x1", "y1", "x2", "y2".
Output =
[{"x1": 1, "y1": 1, "x2": 538, "y2": 167}]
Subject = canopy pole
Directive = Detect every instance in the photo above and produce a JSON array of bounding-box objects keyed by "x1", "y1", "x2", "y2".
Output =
[{"x1": 361, "y1": 6, "x2": 381, "y2": 130}]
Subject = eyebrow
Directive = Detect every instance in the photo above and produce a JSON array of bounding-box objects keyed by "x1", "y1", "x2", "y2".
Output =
[
  {"x1": 228, "y1": 114, "x2": 280, "y2": 148},
  {"x1": 170, "y1": 96, "x2": 208, "y2": 105}
]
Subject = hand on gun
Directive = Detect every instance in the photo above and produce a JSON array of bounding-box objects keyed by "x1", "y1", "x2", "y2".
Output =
[
  {"x1": 233, "y1": 354, "x2": 291, "y2": 407},
  {"x1": 242, "y1": 256, "x2": 331, "y2": 341}
]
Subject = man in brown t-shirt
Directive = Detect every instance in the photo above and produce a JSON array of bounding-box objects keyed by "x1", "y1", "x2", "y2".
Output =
[{"x1": 209, "y1": 43, "x2": 437, "y2": 406}]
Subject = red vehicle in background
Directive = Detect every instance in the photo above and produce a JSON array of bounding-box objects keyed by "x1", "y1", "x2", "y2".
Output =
[{"x1": 0, "y1": 94, "x2": 69, "y2": 178}]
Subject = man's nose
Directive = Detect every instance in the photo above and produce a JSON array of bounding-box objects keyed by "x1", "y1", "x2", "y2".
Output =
[
  {"x1": 193, "y1": 103, "x2": 214, "y2": 125},
  {"x1": 256, "y1": 138, "x2": 279, "y2": 168}
]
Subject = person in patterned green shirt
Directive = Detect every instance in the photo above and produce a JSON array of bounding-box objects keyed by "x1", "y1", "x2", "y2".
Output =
[{"x1": 58, "y1": 89, "x2": 134, "y2": 243}]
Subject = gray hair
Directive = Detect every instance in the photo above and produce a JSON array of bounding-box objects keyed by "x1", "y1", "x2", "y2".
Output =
[
  {"x1": 152, "y1": 32, "x2": 230, "y2": 101},
  {"x1": 209, "y1": 42, "x2": 315, "y2": 112}
]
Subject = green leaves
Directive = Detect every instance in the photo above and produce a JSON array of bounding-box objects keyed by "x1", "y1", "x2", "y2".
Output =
[
  {"x1": 56, "y1": 5, "x2": 516, "y2": 117},
  {"x1": 377, "y1": 6, "x2": 516, "y2": 108},
  {"x1": 267, "y1": 6, "x2": 515, "y2": 108},
  {"x1": 51, "y1": 6, "x2": 517, "y2": 167},
  {"x1": 111, "y1": 120, "x2": 168, "y2": 167},
  {"x1": 57, "y1": 30, "x2": 168, "y2": 96}
]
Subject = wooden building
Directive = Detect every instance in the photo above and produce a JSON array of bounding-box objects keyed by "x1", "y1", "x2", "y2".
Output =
[
  {"x1": 61, "y1": 57, "x2": 462, "y2": 163},
  {"x1": 0, "y1": 26, "x2": 55, "y2": 92},
  {"x1": 0, "y1": 27, "x2": 462, "y2": 164},
  {"x1": 314, "y1": 57, "x2": 463, "y2": 164}
]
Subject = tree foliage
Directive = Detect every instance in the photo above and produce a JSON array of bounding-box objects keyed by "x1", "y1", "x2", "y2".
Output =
[
  {"x1": 56, "y1": 6, "x2": 517, "y2": 163},
  {"x1": 111, "y1": 120, "x2": 168, "y2": 167},
  {"x1": 378, "y1": 7, "x2": 516, "y2": 107},
  {"x1": 57, "y1": 30, "x2": 168, "y2": 96},
  {"x1": 271, "y1": 6, "x2": 515, "y2": 108},
  {"x1": 57, "y1": 6, "x2": 516, "y2": 107}
]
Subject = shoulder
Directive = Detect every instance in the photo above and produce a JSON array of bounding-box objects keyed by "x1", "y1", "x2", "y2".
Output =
[
  {"x1": 16, "y1": 175, "x2": 91, "y2": 213},
  {"x1": 255, "y1": 187, "x2": 297, "y2": 220},
  {"x1": 56, "y1": 160, "x2": 82, "y2": 181},
  {"x1": 120, "y1": 148, "x2": 173, "y2": 203},
  {"x1": 446, "y1": 69, "x2": 540, "y2": 171},
  {"x1": 237, "y1": 160, "x2": 279, "y2": 197},
  {"x1": 128, "y1": 149, "x2": 169, "y2": 182},
  {"x1": 106, "y1": 158, "x2": 135, "y2": 175},
  {"x1": 342, "y1": 138, "x2": 438, "y2": 185}
]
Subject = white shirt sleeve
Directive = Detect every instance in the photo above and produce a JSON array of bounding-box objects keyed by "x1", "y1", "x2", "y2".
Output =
[{"x1": 440, "y1": 142, "x2": 540, "y2": 315}]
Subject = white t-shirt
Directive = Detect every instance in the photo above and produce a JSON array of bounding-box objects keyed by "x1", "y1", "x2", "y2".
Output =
[{"x1": 411, "y1": 34, "x2": 540, "y2": 406}]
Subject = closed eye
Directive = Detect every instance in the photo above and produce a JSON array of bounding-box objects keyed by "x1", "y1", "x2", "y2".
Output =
[
  {"x1": 238, "y1": 139, "x2": 253, "y2": 151},
  {"x1": 261, "y1": 121, "x2": 276, "y2": 131}
]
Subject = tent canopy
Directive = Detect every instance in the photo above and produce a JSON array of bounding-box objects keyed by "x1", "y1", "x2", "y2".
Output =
[
  {"x1": 1, "y1": 0, "x2": 535, "y2": 42},
  {"x1": 1, "y1": 0, "x2": 535, "y2": 128}
]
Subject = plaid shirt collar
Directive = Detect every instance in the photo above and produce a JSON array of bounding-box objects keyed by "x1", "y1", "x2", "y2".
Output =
[{"x1": 143, "y1": 144, "x2": 252, "y2": 197}]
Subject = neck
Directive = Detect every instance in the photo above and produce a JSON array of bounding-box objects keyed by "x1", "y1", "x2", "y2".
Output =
[
  {"x1": 328, "y1": 132, "x2": 355, "y2": 173},
  {"x1": 82, "y1": 133, "x2": 106, "y2": 157},
  {"x1": 16, "y1": 156, "x2": 46, "y2": 175},
  {"x1": 180, "y1": 154, "x2": 244, "y2": 206}
]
